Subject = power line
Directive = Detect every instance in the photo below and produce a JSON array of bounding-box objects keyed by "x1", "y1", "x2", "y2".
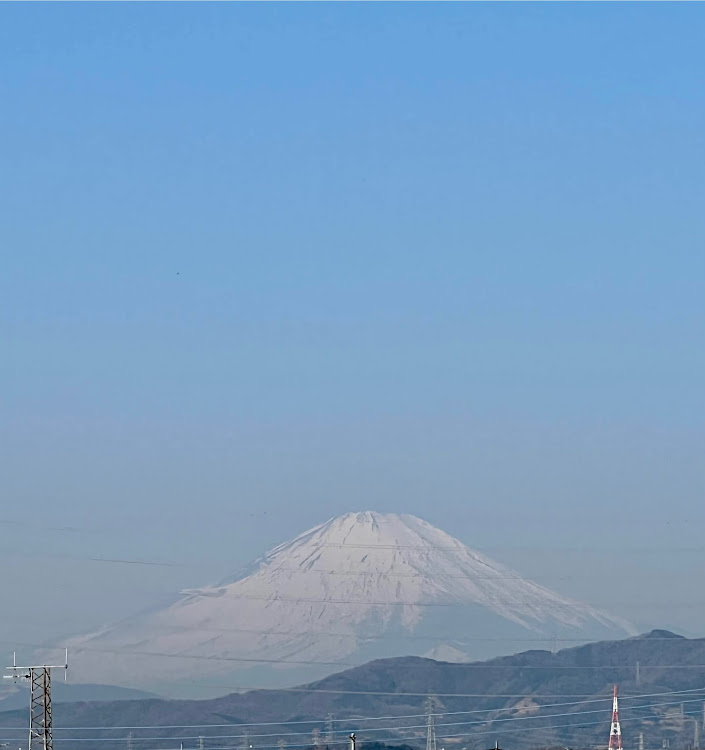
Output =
[
  {"x1": 7, "y1": 629, "x2": 658, "y2": 652},
  {"x1": 1, "y1": 552, "x2": 186, "y2": 568},
  {"x1": 115, "y1": 590, "x2": 705, "y2": 609},
  {"x1": 7, "y1": 630, "x2": 704, "y2": 658},
  {"x1": 7, "y1": 694, "x2": 702, "y2": 743},
  {"x1": 0, "y1": 686, "x2": 692, "y2": 731},
  {"x1": 67, "y1": 622, "x2": 699, "y2": 643},
  {"x1": 12, "y1": 546, "x2": 705, "y2": 572},
  {"x1": 43, "y1": 698, "x2": 611, "y2": 732},
  {"x1": 143, "y1": 709, "x2": 705, "y2": 750},
  {"x1": 0, "y1": 710, "x2": 686, "y2": 750},
  {"x1": 87, "y1": 558, "x2": 184, "y2": 568},
  {"x1": 47, "y1": 641, "x2": 705, "y2": 669},
  {"x1": 317, "y1": 544, "x2": 705, "y2": 556},
  {"x1": 186, "y1": 683, "x2": 705, "y2": 699},
  {"x1": 42, "y1": 687, "x2": 705, "y2": 732},
  {"x1": 258, "y1": 568, "x2": 571, "y2": 582},
  {"x1": 12, "y1": 703, "x2": 705, "y2": 748},
  {"x1": 28, "y1": 627, "x2": 702, "y2": 646}
]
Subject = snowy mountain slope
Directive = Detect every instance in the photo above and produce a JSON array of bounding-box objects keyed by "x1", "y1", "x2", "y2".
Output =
[{"x1": 63, "y1": 512, "x2": 635, "y2": 693}]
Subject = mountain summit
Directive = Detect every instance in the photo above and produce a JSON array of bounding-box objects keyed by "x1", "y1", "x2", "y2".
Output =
[{"x1": 65, "y1": 512, "x2": 634, "y2": 693}]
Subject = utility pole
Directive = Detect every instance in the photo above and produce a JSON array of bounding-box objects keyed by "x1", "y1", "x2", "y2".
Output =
[
  {"x1": 3, "y1": 651, "x2": 68, "y2": 750},
  {"x1": 695, "y1": 718, "x2": 700, "y2": 750},
  {"x1": 426, "y1": 697, "x2": 438, "y2": 750},
  {"x1": 199, "y1": 738, "x2": 204, "y2": 750},
  {"x1": 127, "y1": 732, "x2": 133, "y2": 750},
  {"x1": 638, "y1": 732, "x2": 644, "y2": 750},
  {"x1": 636, "y1": 661, "x2": 641, "y2": 686},
  {"x1": 277, "y1": 740, "x2": 286, "y2": 750},
  {"x1": 325, "y1": 714, "x2": 334, "y2": 746},
  {"x1": 312, "y1": 728, "x2": 321, "y2": 750},
  {"x1": 349, "y1": 734, "x2": 356, "y2": 750}
]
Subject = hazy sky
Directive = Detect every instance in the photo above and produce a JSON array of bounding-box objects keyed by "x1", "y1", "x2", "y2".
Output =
[{"x1": 1, "y1": 4, "x2": 704, "y2": 657}]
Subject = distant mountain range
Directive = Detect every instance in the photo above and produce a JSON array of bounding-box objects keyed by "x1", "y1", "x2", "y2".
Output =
[
  {"x1": 3, "y1": 630, "x2": 705, "y2": 750},
  {"x1": 0, "y1": 683, "x2": 156, "y2": 712},
  {"x1": 59, "y1": 511, "x2": 633, "y2": 693}
]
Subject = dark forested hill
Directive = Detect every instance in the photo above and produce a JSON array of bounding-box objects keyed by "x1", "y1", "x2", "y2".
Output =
[{"x1": 1, "y1": 631, "x2": 704, "y2": 750}]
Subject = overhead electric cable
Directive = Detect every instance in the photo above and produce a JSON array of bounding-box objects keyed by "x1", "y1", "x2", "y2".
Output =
[
  {"x1": 44, "y1": 640, "x2": 705, "y2": 669},
  {"x1": 35, "y1": 708, "x2": 705, "y2": 750},
  {"x1": 38, "y1": 695, "x2": 705, "y2": 742},
  {"x1": 189, "y1": 682, "x2": 705, "y2": 699},
  {"x1": 46, "y1": 686, "x2": 705, "y2": 732}
]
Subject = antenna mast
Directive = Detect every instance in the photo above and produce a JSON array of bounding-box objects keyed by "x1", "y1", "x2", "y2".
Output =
[
  {"x1": 608, "y1": 685, "x2": 623, "y2": 750},
  {"x1": 3, "y1": 650, "x2": 68, "y2": 750}
]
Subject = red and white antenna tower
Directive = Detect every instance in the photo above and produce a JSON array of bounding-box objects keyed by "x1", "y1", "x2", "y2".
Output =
[{"x1": 609, "y1": 685, "x2": 623, "y2": 750}]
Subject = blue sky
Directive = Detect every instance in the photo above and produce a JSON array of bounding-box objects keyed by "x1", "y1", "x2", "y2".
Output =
[{"x1": 1, "y1": 4, "x2": 704, "y2": 651}]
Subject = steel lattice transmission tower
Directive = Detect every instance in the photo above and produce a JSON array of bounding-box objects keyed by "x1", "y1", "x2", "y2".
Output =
[
  {"x1": 609, "y1": 685, "x2": 623, "y2": 750},
  {"x1": 425, "y1": 697, "x2": 439, "y2": 750},
  {"x1": 3, "y1": 651, "x2": 68, "y2": 750}
]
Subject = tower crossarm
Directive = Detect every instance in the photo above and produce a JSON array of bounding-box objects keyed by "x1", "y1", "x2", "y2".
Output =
[{"x1": 3, "y1": 651, "x2": 68, "y2": 750}]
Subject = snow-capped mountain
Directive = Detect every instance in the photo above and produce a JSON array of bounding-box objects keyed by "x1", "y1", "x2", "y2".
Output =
[{"x1": 64, "y1": 512, "x2": 634, "y2": 693}]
